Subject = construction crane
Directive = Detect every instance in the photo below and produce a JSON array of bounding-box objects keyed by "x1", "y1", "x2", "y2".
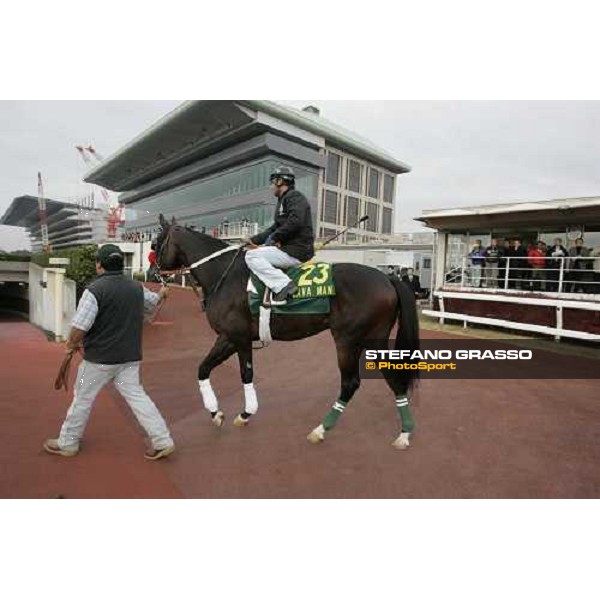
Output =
[
  {"x1": 85, "y1": 145, "x2": 104, "y2": 162},
  {"x1": 37, "y1": 172, "x2": 51, "y2": 252},
  {"x1": 75, "y1": 144, "x2": 125, "y2": 239},
  {"x1": 75, "y1": 145, "x2": 111, "y2": 205}
]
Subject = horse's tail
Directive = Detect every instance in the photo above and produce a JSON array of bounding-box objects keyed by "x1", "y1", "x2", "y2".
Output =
[{"x1": 390, "y1": 277, "x2": 420, "y2": 387}]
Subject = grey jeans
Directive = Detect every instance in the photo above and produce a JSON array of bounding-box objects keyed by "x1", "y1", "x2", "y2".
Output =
[{"x1": 58, "y1": 360, "x2": 173, "y2": 451}]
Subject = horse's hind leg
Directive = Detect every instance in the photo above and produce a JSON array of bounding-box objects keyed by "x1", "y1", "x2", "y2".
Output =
[
  {"x1": 381, "y1": 370, "x2": 415, "y2": 450},
  {"x1": 197, "y1": 334, "x2": 236, "y2": 427},
  {"x1": 232, "y1": 341, "x2": 258, "y2": 427},
  {"x1": 307, "y1": 341, "x2": 361, "y2": 444}
]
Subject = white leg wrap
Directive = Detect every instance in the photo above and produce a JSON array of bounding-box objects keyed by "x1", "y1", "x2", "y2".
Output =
[
  {"x1": 392, "y1": 431, "x2": 411, "y2": 450},
  {"x1": 243, "y1": 382, "x2": 258, "y2": 415},
  {"x1": 198, "y1": 379, "x2": 218, "y2": 413},
  {"x1": 259, "y1": 306, "x2": 272, "y2": 344},
  {"x1": 307, "y1": 424, "x2": 326, "y2": 444}
]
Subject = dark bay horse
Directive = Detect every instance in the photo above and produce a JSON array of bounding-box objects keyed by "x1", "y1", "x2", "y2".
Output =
[{"x1": 156, "y1": 214, "x2": 420, "y2": 449}]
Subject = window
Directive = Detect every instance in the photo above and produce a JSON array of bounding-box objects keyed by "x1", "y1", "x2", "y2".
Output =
[
  {"x1": 130, "y1": 160, "x2": 280, "y2": 217},
  {"x1": 365, "y1": 202, "x2": 379, "y2": 232},
  {"x1": 446, "y1": 234, "x2": 469, "y2": 271},
  {"x1": 347, "y1": 160, "x2": 362, "y2": 193},
  {"x1": 128, "y1": 159, "x2": 320, "y2": 224},
  {"x1": 367, "y1": 168, "x2": 380, "y2": 199},
  {"x1": 326, "y1": 152, "x2": 341, "y2": 186},
  {"x1": 321, "y1": 190, "x2": 339, "y2": 224},
  {"x1": 345, "y1": 196, "x2": 360, "y2": 227},
  {"x1": 423, "y1": 258, "x2": 432, "y2": 269},
  {"x1": 383, "y1": 174, "x2": 394, "y2": 203},
  {"x1": 381, "y1": 206, "x2": 392, "y2": 234}
]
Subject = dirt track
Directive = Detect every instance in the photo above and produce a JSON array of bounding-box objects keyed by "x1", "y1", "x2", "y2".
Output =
[{"x1": 1, "y1": 286, "x2": 599, "y2": 498}]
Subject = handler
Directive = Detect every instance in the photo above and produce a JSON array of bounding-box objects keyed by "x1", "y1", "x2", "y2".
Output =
[
  {"x1": 44, "y1": 244, "x2": 175, "y2": 460},
  {"x1": 243, "y1": 166, "x2": 315, "y2": 303}
]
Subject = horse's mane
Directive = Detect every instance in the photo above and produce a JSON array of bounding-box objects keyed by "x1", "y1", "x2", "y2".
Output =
[{"x1": 182, "y1": 226, "x2": 229, "y2": 250}]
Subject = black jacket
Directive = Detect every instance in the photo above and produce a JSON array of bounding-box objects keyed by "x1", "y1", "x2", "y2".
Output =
[
  {"x1": 84, "y1": 272, "x2": 145, "y2": 364},
  {"x1": 251, "y1": 188, "x2": 314, "y2": 262},
  {"x1": 484, "y1": 246, "x2": 503, "y2": 264},
  {"x1": 402, "y1": 274, "x2": 422, "y2": 294}
]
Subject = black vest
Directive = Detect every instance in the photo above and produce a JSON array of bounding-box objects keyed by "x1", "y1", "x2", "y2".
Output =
[{"x1": 83, "y1": 272, "x2": 145, "y2": 364}]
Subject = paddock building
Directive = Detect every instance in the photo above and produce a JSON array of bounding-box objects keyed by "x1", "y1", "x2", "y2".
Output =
[{"x1": 418, "y1": 196, "x2": 600, "y2": 341}]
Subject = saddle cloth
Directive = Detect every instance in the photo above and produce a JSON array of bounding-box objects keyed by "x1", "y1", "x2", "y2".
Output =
[{"x1": 247, "y1": 261, "x2": 335, "y2": 315}]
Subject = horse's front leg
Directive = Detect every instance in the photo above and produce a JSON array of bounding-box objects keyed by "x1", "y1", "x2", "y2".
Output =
[
  {"x1": 233, "y1": 341, "x2": 257, "y2": 427},
  {"x1": 198, "y1": 334, "x2": 236, "y2": 427}
]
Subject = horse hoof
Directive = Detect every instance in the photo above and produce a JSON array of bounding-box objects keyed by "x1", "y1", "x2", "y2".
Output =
[
  {"x1": 212, "y1": 411, "x2": 225, "y2": 427},
  {"x1": 233, "y1": 414, "x2": 249, "y2": 427},
  {"x1": 392, "y1": 432, "x2": 411, "y2": 450},
  {"x1": 307, "y1": 425, "x2": 325, "y2": 444}
]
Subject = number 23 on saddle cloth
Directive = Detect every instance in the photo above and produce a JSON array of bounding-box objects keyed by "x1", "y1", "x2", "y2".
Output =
[{"x1": 247, "y1": 262, "x2": 336, "y2": 315}]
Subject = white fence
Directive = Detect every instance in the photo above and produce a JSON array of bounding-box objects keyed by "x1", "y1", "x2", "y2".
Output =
[
  {"x1": 29, "y1": 263, "x2": 77, "y2": 341},
  {"x1": 423, "y1": 289, "x2": 600, "y2": 342}
]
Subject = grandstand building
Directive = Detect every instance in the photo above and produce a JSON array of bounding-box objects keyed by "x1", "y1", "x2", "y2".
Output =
[
  {"x1": 83, "y1": 100, "x2": 411, "y2": 242},
  {"x1": 1, "y1": 195, "x2": 113, "y2": 252}
]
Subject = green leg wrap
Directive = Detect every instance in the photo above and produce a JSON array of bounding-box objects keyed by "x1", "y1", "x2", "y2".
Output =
[
  {"x1": 323, "y1": 400, "x2": 347, "y2": 431},
  {"x1": 396, "y1": 394, "x2": 415, "y2": 433}
]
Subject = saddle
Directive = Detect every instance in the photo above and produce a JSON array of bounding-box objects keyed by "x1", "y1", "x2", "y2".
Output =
[{"x1": 247, "y1": 261, "x2": 336, "y2": 315}]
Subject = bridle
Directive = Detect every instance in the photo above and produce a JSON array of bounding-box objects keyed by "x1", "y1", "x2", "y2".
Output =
[{"x1": 157, "y1": 225, "x2": 242, "y2": 303}]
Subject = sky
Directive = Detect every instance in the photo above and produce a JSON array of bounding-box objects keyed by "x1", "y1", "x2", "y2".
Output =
[{"x1": 1, "y1": 100, "x2": 600, "y2": 251}]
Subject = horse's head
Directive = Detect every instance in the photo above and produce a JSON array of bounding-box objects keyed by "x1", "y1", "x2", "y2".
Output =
[{"x1": 156, "y1": 214, "x2": 185, "y2": 270}]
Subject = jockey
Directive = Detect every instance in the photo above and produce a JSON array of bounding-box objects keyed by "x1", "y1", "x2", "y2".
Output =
[{"x1": 243, "y1": 166, "x2": 315, "y2": 302}]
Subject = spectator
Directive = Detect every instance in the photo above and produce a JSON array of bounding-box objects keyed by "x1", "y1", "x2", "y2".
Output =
[
  {"x1": 568, "y1": 237, "x2": 591, "y2": 293},
  {"x1": 546, "y1": 238, "x2": 568, "y2": 292},
  {"x1": 508, "y1": 239, "x2": 527, "y2": 289},
  {"x1": 147, "y1": 242, "x2": 158, "y2": 282},
  {"x1": 402, "y1": 268, "x2": 423, "y2": 297},
  {"x1": 591, "y1": 246, "x2": 600, "y2": 294},
  {"x1": 468, "y1": 239, "x2": 485, "y2": 288},
  {"x1": 528, "y1": 241, "x2": 547, "y2": 291},
  {"x1": 498, "y1": 240, "x2": 511, "y2": 288},
  {"x1": 220, "y1": 217, "x2": 230, "y2": 236},
  {"x1": 484, "y1": 239, "x2": 502, "y2": 289}
]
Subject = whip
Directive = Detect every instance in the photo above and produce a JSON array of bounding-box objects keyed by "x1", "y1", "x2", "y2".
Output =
[{"x1": 314, "y1": 215, "x2": 369, "y2": 251}]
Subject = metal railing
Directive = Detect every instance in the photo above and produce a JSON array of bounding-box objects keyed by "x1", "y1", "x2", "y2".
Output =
[
  {"x1": 217, "y1": 221, "x2": 259, "y2": 240},
  {"x1": 446, "y1": 255, "x2": 600, "y2": 295}
]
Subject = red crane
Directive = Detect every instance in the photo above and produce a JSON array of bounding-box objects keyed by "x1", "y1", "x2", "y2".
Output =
[
  {"x1": 37, "y1": 171, "x2": 50, "y2": 252},
  {"x1": 75, "y1": 144, "x2": 125, "y2": 239}
]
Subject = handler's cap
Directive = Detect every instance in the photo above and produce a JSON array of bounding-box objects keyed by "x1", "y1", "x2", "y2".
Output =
[{"x1": 96, "y1": 244, "x2": 124, "y2": 271}]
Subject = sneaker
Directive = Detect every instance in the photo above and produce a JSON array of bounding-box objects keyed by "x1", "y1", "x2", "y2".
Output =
[
  {"x1": 272, "y1": 282, "x2": 298, "y2": 303},
  {"x1": 144, "y1": 445, "x2": 175, "y2": 460},
  {"x1": 43, "y1": 439, "x2": 79, "y2": 457}
]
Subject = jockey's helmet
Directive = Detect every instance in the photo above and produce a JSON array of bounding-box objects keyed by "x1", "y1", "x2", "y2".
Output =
[{"x1": 269, "y1": 165, "x2": 295, "y2": 185}]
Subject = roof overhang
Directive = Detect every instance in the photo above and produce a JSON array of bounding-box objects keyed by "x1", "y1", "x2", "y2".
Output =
[
  {"x1": 84, "y1": 100, "x2": 411, "y2": 192},
  {"x1": 416, "y1": 197, "x2": 600, "y2": 232},
  {"x1": 1, "y1": 196, "x2": 76, "y2": 227}
]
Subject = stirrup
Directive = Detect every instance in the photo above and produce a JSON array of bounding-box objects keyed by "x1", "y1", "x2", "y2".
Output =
[
  {"x1": 261, "y1": 287, "x2": 272, "y2": 308},
  {"x1": 261, "y1": 287, "x2": 288, "y2": 308},
  {"x1": 268, "y1": 291, "x2": 289, "y2": 307}
]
